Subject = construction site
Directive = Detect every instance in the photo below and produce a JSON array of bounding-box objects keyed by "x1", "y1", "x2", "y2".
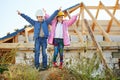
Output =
[{"x1": 0, "y1": 0, "x2": 120, "y2": 80}]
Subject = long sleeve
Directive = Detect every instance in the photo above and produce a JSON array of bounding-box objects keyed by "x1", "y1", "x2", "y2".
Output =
[
  {"x1": 21, "y1": 14, "x2": 35, "y2": 26},
  {"x1": 66, "y1": 15, "x2": 77, "y2": 27},
  {"x1": 45, "y1": 14, "x2": 50, "y2": 19},
  {"x1": 46, "y1": 10, "x2": 59, "y2": 24}
]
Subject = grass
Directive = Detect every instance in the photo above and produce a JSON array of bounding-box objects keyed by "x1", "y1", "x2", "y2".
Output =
[
  {"x1": 0, "y1": 48, "x2": 41, "y2": 80},
  {"x1": 3, "y1": 64, "x2": 40, "y2": 80},
  {"x1": 0, "y1": 49, "x2": 16, "y2": 64},
  {"x1": 63, "y1": 52, "x2": 118, "y2": 80},
  {"x1": 0, "y1": 48, "x2": 17, "y2": 74},
  {"x1": 0, "y1": 44, "x2": 119, "y2": 80}
]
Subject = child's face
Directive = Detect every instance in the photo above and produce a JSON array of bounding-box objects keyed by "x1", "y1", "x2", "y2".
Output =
[
  {"x1": 37, "y1": 16, "x2": 44, "y2": 22},
  {"x1": 57, "y1": 16, "x2": 64, "y2": 22}
]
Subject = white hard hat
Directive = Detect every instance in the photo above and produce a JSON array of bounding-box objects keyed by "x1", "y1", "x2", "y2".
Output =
[{"x1": 35, "y1": 9, "x2": 44, "y2": 17}]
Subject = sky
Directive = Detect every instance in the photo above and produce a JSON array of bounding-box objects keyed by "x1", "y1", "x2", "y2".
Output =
[{"x1": 0, "y1": 0, "x2": 119, "y2": 37}]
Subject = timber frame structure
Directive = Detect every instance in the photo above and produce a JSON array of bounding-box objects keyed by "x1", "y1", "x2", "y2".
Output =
[{"x1": 0, "y1": 0, "x2": 120, "y2": 69}]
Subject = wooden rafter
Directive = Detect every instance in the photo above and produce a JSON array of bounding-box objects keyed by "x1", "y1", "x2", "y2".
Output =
[
  {"x1": 84, "y1": 20, "x2": 111, "y2": 71},
  {"x1": 100, "y1": 1, "x2": 120, "y2": 28},
  {"x1": 84, "y1": 19, "x2": 111, "y2": 71},
  {"x1": 81, "y1": 6, "x2": 86, "y2": 34},
  {"x1": 82, "y1": 3, "x2": 111, "y2": 42},
  {"x1": 106, "y1": 0, "x2": 119, "y2": 32},
  {"x1": 73, "y1": 27, "x2": 84, "y2": 42},
  {"x1": 0, "y1": 37, "x2": 14, "y2": 43},
  {"x1": 66, "y1": 7, "x2": 84, "y2": 42},
  {"x1": 85, "y1": 6, "x2": 120, "y2": 9},
  {"x1": 91, "y1": 2, "x2": 101, "y2": 31},
  {"x1": 76, "y1": 7, "x2": 82, "y2": 27},
  {"x1": 64, "y1": 3, "x2": 81, "y2": 17}
]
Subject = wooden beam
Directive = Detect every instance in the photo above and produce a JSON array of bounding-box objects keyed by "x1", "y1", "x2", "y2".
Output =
[
  {"x1": 85, "y1": 6, "x2": 120, "y2": 9},
  {"x1": 27, "y1": 27, "x2": 34, "y2": 33},
  {"x1": 100, "y1": 1, "x2": 120, "y2": 28},
  {"x1": 83, "y1": 3, "x2": 111, "y2": 42},
  {"x1": 14, "y1": 35, "x2": 18, "y2": 43},
  {"x1": 66, "y1": 10, "x2": 71, "y2": 19},
  {"x1": 92, "y1": 2, "x2": 101, "y2": 31},
  {"x1": 81, "y1": 6, "x2": 86, "y2": 34},
  {"x1": 84, "y1": 19, "x2": 111, "y2": 72},
  {"x1": 0, "y1": 42, "x2": 119, "y2": 49},
  {"x1": 69, "y1": 3, "x2": 81, "y2": 13},
  {"x1": 25, "y1": 27, "x2": 29, "y2": 43},
  {"x1": 0, "y1": 37, "x2": 14, "y2": 43},
  {"x1": 12, "y1": 37, "x2": 15, "y2": 43},
  {"x1": 106, "y1": 0, "x2": 119, "y2": 32},
  {"x1": 76, "y1": 7, "x2": 82, "y2": 27},
  {"x1": 69, "y1": 29, "x2": 120, "y2": 35},
  {"x1": 64, "y1": 3, "x2": 81, "y2": 17},
  {"x1": 73, "y1": 27, "x2": 84, "y2": 42},
  {"x1": 66, "y1": 9, "x2": 84, "y2": 42}
]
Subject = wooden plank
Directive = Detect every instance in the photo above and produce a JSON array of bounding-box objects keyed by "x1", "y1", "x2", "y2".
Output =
[
  {"x1": 81, "y1": 6, "x2": 86, "y2": 34},
  {"x1": 85, "y1": 6, "x2": 120, "y2": 9},
  {"x1": 66, "y1": 10, "x2": 71, "y2": 19},
  {"x1": 0, "y1": 37, "x2": 14, "y2": 43},
  {"x1": 83, "y1": 3, "x2": 111, "y2": 42},
  {"x1": 69, "y1": 27, "x2": 120, "y2": 31},
  {"x1": 13, "y1": 48, "x2": 119, "y2": 53},
  {"x1": 92, "y1": 2, "x2": 100, "y2": 31},
  {"x1": 0, "y1": 42, "x2": 120, "y2": 49},
  {"x1": 64, "y1": 3, "x2": 81, "y2": 17},
  {"x1": 76, "y1": 7, "x2": 82, "y2": 27},
  {"x1": 73, "y1": 23, "x2": 84, "y2": 42},
  {"x1": 84, "y1": 19, "x2": 111, "y2": 72},
  {"x1": 28, "y1": 27, "x2": 34, "y2": 33},
  {"x1": 25, "y1": 28, "x2": 29, "y2": 43},
  {"x1": 64, "y1": 2, "x2": 120, "y2": 17},
  {"x1": 14, "y1": 35, "x2": 18, "y2": 43},
  {"x1": 65, "y1": 5, "x2": 120, "y2": 16},
  {"x1": 69, "y1": 31, "x2": 120, "y2": 35},
  {"x1": 106, "y1": 0, "x2": 119, "y2": 32},
  {"x1": 66, "y1": 9, "x2": 84, "y2": 42},
  {"x1": 13, "y1": 37, "x2": 15, "y2": 43}
]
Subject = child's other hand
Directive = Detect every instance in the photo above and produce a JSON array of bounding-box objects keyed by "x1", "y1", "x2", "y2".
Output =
[
  {"x1": 17, "y1": 10, "x2": 21, "y2": 15},
  {"x1": 43, "y1": 8, "x2": 46, "y2": 14},
  {"x1": 58, "y1": 6, "x2": 62, "y2": 11}
]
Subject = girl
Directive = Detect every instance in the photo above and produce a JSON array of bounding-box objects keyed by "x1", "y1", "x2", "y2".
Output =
[{"x1": 46, "y1": 11, "x2": 79, "y2": 69}]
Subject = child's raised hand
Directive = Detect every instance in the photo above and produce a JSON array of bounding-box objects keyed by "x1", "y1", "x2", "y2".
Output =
[
  {"x1": 17, "y1": 10, "x2": 21, "y2": 15},
  {"x1": 42, "y1": 8, "x2": 46, "y2": 14},
  {"x1": 58, "y1": 6, "x2": 62, "y2": 11}
]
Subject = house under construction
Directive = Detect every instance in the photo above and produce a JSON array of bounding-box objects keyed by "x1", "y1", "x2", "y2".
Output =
[{"x1": 0, "y1": 0, "x2": 120, "y2": 72}]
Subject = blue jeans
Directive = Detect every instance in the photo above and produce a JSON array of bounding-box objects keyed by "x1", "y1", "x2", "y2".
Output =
[
  {"x1": 34, "y1": 37, "x2": 47, "y2": 69},
  {"x1": 53, "y1": 38, "x2": 64, "y2": 63}
]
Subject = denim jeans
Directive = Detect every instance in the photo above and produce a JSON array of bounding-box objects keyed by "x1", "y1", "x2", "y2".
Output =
[
  {"x1": 34, "y1": 37, "x2": 47, "y2": 69},
  {"x1": 53, "y1": 38, "x2": 64, "y2": 63}
]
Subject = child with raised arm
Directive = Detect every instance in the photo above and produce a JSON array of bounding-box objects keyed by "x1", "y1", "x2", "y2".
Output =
[
  {"x1": 17, "y1": 8, "x2": 60, "y2": 70},
  {"x1": 46, "y1": 10, "x2": 79, "y2": 69}
]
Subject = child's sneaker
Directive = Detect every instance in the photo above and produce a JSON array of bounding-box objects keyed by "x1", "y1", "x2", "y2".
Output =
[
  {"x1": 59, "y1": 62, "x2": 63, "y2": 69},
  {"x1": 53, "y1": 62, "x2": 58, "y2": 67}
]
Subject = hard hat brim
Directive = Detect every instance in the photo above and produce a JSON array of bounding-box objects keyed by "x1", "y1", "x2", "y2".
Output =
[{"x1": 57, "y1": 15, "x2": 64, "y2": 17}]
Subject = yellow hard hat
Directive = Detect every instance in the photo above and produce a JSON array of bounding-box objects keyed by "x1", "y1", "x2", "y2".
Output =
[{"x1": 57, "y1": 11, "x2": 64, "y2": 16}]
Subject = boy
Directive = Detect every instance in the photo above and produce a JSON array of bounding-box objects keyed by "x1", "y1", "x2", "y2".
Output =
[{"x1": 17, "y1": 8, "x2": 60, "y2": 70}]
